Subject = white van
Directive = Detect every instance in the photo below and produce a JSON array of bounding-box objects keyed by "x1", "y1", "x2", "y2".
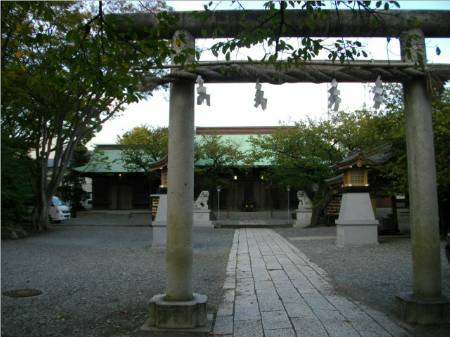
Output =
[{"x1": 49, "y1": 196, "x2": 71, "y2": 222}]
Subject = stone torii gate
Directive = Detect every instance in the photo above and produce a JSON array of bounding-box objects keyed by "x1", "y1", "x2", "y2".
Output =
[{"x1": 110, "y1": 9, "x2": 450, "y2": 333}]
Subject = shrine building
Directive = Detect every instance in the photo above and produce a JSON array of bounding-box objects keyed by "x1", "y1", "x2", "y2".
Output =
[{"x1": 75, "y1": 126, "x2": 295, "y2": 216}]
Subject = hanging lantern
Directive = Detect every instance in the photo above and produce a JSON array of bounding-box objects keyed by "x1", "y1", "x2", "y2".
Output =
[
  {"x1": 254, "y1": 79, "x2": 267, "y2": 110},
  {"x1": 328, "y1": 78, "x2": 341, "y2": 112},
  {"x1": 196, "y1": 75, "x2": 210, "y2": 106},
  {"x1": 373, "y1": 75, "x2": 383, "y2": 110}
]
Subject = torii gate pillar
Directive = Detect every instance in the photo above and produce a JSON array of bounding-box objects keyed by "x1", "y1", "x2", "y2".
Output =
[
  {"x1": 142, "y1": 30, "x2": 208, "y2": 334},
  {"x1": 396, "y1": 28, "x2": 450, "y2": 324}
]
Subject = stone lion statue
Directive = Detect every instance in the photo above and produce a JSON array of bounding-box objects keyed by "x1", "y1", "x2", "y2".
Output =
[
  {"x1": 297, "y1": 190, "x2": 312, "y2": 210},
  {"x1": 194, "y1": 191, "x2": 209, "y2": 210}
]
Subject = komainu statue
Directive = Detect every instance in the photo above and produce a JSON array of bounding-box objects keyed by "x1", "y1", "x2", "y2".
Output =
[
  {"x1": 194, "y1": 191, "x2": 209, "y2": 210},
  {"x1": 297, "y1": 190, "x2": 312, "y2": 210}
]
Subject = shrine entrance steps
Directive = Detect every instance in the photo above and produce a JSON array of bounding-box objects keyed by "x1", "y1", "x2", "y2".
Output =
[
  {"x1": 215, "y1": 219, "x2": 293, "y2": 228},
  {"x1": 214, "y1": 211, "x2": 294, "y2": 228}
]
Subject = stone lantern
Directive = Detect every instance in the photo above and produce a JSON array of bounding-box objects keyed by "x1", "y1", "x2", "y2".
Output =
[
  {"x1": 342, "y1": 158, "x2": 369, "y2": 189},
  {"x1": 335, "y1": 150, "x2": 379, "y2": 246},
  {"x1": 160, "y1": 167, "x2": 168, "y2": 189}
]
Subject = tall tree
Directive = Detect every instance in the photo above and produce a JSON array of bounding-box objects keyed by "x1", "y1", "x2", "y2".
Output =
[
  {"x1": 249, "y1": 121, "x2": 342, "y2": 194},
  {"x1": 248, "y1": 121, "x2": 342, "y2": 225},
  {"x1": 429, "y1": 89, "x2": 450, "y2": 235},
  {"x1": 1, "y1": 136, "x2": 36, "y2": 228},
  {"x1": 195, "y1": 135, "x2": 245, "y2": 189},
  {"x1": 118, "y1": 125, "x2": 168, "y2": 173},
  {"x1": 1, "y1": 2, "x2": 177, "y2": 230},
  {"x1": 57, "y1": 145, "x2": 91, "y2": 217}
]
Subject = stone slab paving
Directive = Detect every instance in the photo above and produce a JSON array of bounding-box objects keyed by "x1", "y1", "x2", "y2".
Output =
[{"x1": 213, "y1": 229, "x2": 412, "y2": 337}]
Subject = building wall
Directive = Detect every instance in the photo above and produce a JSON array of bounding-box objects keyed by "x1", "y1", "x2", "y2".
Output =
[
  {"x1": 195, "y1": 169, "x2": 295, "y2": 212},
  {"x1": 92, "y1": 173, "x2": 155, "y2": 210}
]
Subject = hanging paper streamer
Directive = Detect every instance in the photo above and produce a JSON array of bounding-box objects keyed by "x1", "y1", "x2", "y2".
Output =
[
  {"x1": 254, "y1": 79, "x2": 267, "y2": 110},
  {"x1": 196, "y1": 75, "x2": 210, "y2": 106},
  {"x1": 328, "y1": 78, "x2": 341, "y2": 112},
  {"x1": 373, "y1": 75, "x2": 383, "y2": 109}
]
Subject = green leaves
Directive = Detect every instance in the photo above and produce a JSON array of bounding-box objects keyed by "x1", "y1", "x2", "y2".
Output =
[
  {"x1": 1, "y1": 1, "x2": 169, "y2": 228},
  {"x1": 374, "y1": 1, "x2": 400, "y2": 10},
  {"x1": 194, "y1": 135, "x2": 245, "y2": 189},
  {"x1": 248, "y1": 120, "x2": 341, "y2": 191},
  {"x1": 118, "y1": 125, "x2": 168, "y2": 173},
  {"x1": 207, "y1": 0, "x2": 397, "y2": 65}
]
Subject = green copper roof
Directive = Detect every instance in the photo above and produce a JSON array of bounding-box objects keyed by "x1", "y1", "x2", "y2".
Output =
[
  {"x1": 74, "y1": 146, "x2": 145, "y2": 174},
  {"x1": 75, "y1": 134, "x2": 272, "y2": 174},
  {"x1": 195, "y1": 134, "x2": 271, "y2": 167}
]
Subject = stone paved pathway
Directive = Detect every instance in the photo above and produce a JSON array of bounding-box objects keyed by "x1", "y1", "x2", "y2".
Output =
[{"x1": 213, "y1": 229, "x2": 411, "y2": 337}]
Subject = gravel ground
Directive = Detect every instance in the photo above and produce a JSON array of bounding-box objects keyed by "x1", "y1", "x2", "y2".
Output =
[
  {"x1": 277, "y1": 226, "x2": 450, "y2": 337},
  {"x1": 1, "y1": 225, "x2": 235, "y2": 337}
]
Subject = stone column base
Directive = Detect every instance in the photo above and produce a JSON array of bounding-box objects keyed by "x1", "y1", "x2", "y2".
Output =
[
  {"x1": 193, "y1": 210, "x2": 212, "y2": 227},
  {"x1": 396, "y1": 293, "x2": 450, "y2": 324},
  {"x1": 151, "y1": 194, "x2": 167, "y2": 226},
  {"x1": 294, "y1": 210, "x2": 312, "y2": 227},
  {"x1": 336, "y1": 223, "x2": 378, "y2": 246},
  {"x1": 141, "y1": 293, "x2": 208, "y2": 335},
  {"x1": 151, "y1": 227, "x2": 166, "y2": 248}
]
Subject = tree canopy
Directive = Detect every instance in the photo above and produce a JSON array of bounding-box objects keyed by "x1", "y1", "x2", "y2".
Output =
[
  {"x1": 116, "y1": 126, "x2": 245, "y2": 190},
  {"x1": 1, "y1": 1, "x2": 172, "y2": 229},
  {"x1": 248, "y1": 120, "x2": 341, "y2": 194},
  {"x1": 117, "y1": 125, "x2": 168, "y2": 173},
  {"x1": 195, "y1": 134, "x2": 245, "y2": 189}
]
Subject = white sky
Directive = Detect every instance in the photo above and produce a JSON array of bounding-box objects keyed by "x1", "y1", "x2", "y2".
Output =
[{"x1": 90, "y1": 1, "x2": 450, "y2": 147}]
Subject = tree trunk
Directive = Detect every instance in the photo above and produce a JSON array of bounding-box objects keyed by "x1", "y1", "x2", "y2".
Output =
[
  {"x1": 311, "y1": 188, "x2": 333, "y2": 227},
  {"x1": 32, "y1": 193, "x2": 50, "y2": 231}
]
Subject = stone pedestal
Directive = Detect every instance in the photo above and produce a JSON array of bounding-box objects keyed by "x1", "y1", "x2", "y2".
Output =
[
  {"x1": 150, "y1": 194, "x2": 167, "y2": 248},
  {"x1": 151, "y1": 194, "x2": 167, "y2": 226},
  {"x1": 295, "y1": 191, "x2": 312, "y2": 228},
  {"x1": 144, "y1": 293, "x2": 208, "y2": 329},
  {"x1": 193, "y1": 210, "x2": 212, "y2": 227},
  {"x1": 294, "y1": 210, "x2": 312, "y2": 227},
  {"x1": 396, "y1": 293, "x2": 450, "y2": 324},
  {"x1": 335, "y1": 192, "x2": 379, "y2": 246},
  {"x1": 152, "y1": 226, "x2": 166, "y2": 248}
]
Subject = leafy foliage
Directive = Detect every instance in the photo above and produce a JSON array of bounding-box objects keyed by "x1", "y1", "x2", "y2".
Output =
[
  {"x1": 1, "y1": 2, "x2": 171, "y2": 229},
  {"x1": 206, "y1": 0, "x2": 400, "y2": 64},
  {"x1": 116, "y1": 126, "x2": 245, "y2": 189},
  {"x1": 432, "y1": 90, "x2": 450, "y2": 199},
  {"x1": 1, "y1": 136, "x2": 36, "y2": 227},
  {"x1": 248, "y1": 121, "x2": 341, "y2": 194},
  {"x1": 117, "y1": 125, "x2": 168, "y2": 172},
  {"x1": 195, "y1": 135, "x2": 245, "y2": 189}
]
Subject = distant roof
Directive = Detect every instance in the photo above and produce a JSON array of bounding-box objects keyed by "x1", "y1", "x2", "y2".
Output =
[
  {"x1": 327, "y1": 147, "x2": 392, "y2": 185},
  {"x1": 325, "y1": 174, "x2": 344, "y2": 186},
  {"x1": 75, "y1": 127, "x2": 278, "y2": 174},
  {"x1": 335, "y1": 147, "x2": 391, "y2": 170},
  {"x1": 74, "y1": 145, "x2": 139, "y2": 174},
  {"x1": 195, "y1": 133, "x2": 272, "y2": 166},
  {"x1": 196, "y1": 126, "x2": 287, "y2": 135},
  {"x1": 149, "y1": 154, "x2": 168, "y2": 172}
]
